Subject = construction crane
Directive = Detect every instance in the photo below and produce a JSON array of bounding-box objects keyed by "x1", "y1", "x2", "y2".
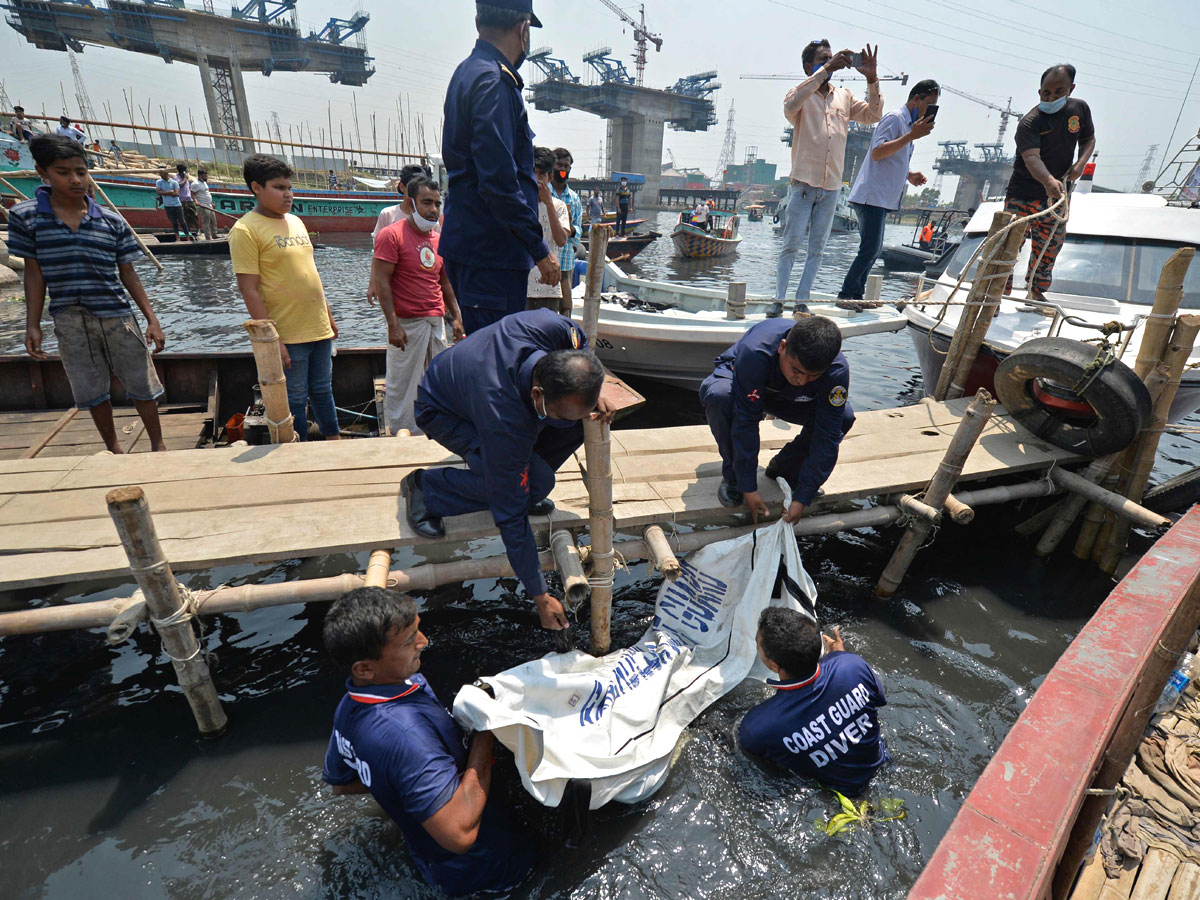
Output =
[
  {"x1": 596, "y1": 1, "x2": 662, "y2": 87},
  {"x1": 740, "y1": 72, "x2": 909, "y2": 85},
  {"x1": 939, "y1": 85, "x2": 1015, "y2": 146}
]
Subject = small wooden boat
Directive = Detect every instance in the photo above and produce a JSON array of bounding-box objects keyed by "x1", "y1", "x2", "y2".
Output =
[
  {"x1": 584, "y1": 230, "x2": 660, "y2": 261},
  {"x1": 144, "y1": 235, "x2": 233, "y2": 256},
  {"x1": 745, "y1": 203, "x2": 765, "y2": 222},
  {"x1": 671, "y1": 211, "x2": 741, "y2": 259}
]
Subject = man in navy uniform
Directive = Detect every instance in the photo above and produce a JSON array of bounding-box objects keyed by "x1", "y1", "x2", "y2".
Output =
[
  {"x1": 403, "y1": 310, "x2": 610, "y2": 632},
  {"x1": 441, "y1": 1, "x2": 560, "y2": 334},
  {"x1": 739, "y1": 609, "x2": 889, "y2": 796},
  {"x1": 322, "y1": 586, "x2": 534, "y2": 895},
  {"x1": 699, "y1": 316, "x2": 853, "y2": 523}
]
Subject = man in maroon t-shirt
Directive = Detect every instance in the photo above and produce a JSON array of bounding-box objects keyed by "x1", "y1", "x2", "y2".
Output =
[{"x1": 371, "y1": 175, "x2": 465, "y2": 435}]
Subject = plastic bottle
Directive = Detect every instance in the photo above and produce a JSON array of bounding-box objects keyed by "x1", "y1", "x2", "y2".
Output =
[{"x1": 1154, "y1": 651, "x2": 1195, "y2": 715}]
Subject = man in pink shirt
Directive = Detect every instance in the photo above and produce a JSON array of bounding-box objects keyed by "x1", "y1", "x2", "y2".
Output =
[
  {"x1": 371, "y1": 174, "x2": 465, "y2": 435},
  {"x1": 770, "y1": 41, "x2": 883, "y2": 318}
]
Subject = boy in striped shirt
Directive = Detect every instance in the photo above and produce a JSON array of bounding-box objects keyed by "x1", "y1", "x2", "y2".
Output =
[{"x1": 12, "y1": 135, "x2": 167, "y2": 452}]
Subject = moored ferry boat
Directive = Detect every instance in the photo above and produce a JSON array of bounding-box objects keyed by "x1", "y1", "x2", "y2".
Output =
[{"x1": 670, "y1": 210, "x2": 741, "y2": 258}]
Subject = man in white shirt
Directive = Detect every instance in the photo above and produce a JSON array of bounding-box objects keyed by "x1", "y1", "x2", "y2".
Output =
[
  {"x1": 527, "y1": 147, "x2": 569, "y2": 312},
  {"x1": 692, "y1": 199, "x2": 710, "y2": 231},
  {"x1": 192, "y1": 168, "x2": 218, "y2": 240},
  {"x1": 55, "y1": 116, "x2": 86, "y2": 144}
]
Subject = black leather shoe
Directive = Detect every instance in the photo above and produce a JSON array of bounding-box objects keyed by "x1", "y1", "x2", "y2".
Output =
[
  {"x1": 765, "y1": 455, "x2": 784, "y2": 482},
  {"x1": 765, "y1": 301, "x2": 784, "y2": 318},
  {"x1": 717, "y1": 480, "x2": 743, "y2": 508},
  {"x1": 402, "y1": 469, "x2": 445, "y2": 538},
  {"x1": 792, "y1": 302, "x2": 811, "y2": 318},
  {"x1": 530, "y1": 497, "x2": 555, "y2": 516}
]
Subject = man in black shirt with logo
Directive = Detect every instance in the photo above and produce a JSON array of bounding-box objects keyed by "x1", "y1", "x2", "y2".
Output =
[{"x1": 1004, "y1": 63, "x2": 1095, "y2": 300}]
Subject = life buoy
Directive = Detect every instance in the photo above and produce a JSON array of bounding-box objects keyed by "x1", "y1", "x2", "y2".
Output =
[
  {"x1": 993, "y1": 337, "x2": 1151, "y2": 456},
  {"x1": 772, "y1": 213, "x2": 780, "y2": 224}
]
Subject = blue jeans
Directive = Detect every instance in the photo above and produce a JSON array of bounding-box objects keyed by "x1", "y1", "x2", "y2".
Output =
[
  {"x1": 284, "y1": 338, "x2": 338, "y2": 440},
  {"x1": 839, "y1": 203, "x2": 889, "y2": 299},
  {"x1": 775, "y1": 183, "x2": 839, "y2": 301}
]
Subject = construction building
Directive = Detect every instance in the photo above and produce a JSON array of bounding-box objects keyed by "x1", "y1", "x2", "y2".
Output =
[
  {"x1": 527, "y1": 46, "x2": 717, "y2": 204},
  {"x1": 3, "y1": 0, "x2": 373, "y2": 153},
  {"x1": 933, "y1": 141, "x2": 1013, "y2": 209},
  {"x1": 720, "y1": 148, "x2": 776, "y2": 189}
]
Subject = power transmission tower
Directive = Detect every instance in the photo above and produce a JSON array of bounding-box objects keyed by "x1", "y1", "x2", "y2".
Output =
[
  {"x1": 1134, "y1": 144, "x2": 1159, "y2": 192},
  {"x1": 715, "y1": 101, "x2": 736, "y2": 184},
  {"x1": 68, "y1": 49, "x2": 98, "y2": 124}
]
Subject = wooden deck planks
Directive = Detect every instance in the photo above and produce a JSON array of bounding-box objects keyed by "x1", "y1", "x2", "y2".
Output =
[
  {"x1": 0, "y1": 408, "x2": 209, "y2": 460},
  {"x1": 0, "y1": 399, "x2": 1083, "y2": 591}
]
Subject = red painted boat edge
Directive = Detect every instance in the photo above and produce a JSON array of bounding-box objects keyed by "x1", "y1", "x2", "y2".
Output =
[{"x1": 907, "y1": 507, "x2": 1200, "y2": 900}]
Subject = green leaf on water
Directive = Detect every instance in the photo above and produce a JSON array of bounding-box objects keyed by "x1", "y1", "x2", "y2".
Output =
[
  {"x1": 879, "y1": 797, "x2": 906, "y2": 814},
  {"x1": 835, "y1": 790, "x2": 859, "y2": 816}
]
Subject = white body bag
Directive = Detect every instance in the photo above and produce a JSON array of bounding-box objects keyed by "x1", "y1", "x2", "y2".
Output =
[{"x1": 453, "y1": 483, "x2": 818, "y2": 809}]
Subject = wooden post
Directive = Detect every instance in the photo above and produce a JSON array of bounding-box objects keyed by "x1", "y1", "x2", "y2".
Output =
[
  {"x1": 550, "y1": 530, "x2": 590, "y2": 613},
  {"x1": 941, "y1": 213, "x2": 1023, "y2": 400},
  {"x1": 364, "y1": 549, "x2": 392, "y2": 588},
  {"x1": 642, "y1": 524, "x2": 682, "y2": 580},
  {"x1": 725, "y1": 281, "x2": 747, "y2": 320},
  {"x1": 242, "y1": 320, "x2": 296, "y2": 444},
  {"x1": 865, "y1": 273, "x2": 883, "y2": 305},
  {"x1": 106, "y1": 486, "x2": 227, "y2": 737},
  {"x1": 1098, "y1": 314, "x2": 1200, "y2": 572},
  {"x1": 1075, "y1": 248, "x2": 1193, "y2": 559},
  {"x1": 582, "y1": 225, "x2": 614, "y2": 654},
  {"x1": 933, "y1": 212, "x2": 1015, "y2": 400},
  {"x1": 877, "y1": 389, "x2": 996, "y2": 597}
]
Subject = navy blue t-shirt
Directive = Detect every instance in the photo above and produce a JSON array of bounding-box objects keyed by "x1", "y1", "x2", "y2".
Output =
[
  {"x1": 738, "y1": 651, "x2": 889, "y2": 795},
  {"x1": 322, "y1": 675, "x2": 532, "y2": 896}
]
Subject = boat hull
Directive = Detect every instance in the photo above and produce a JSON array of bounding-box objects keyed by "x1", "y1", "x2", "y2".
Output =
[
  {"x1": 670, "y1": 225, "x2": 741, "y2": 258},
  {"x1": 3, "y1": 174, "x2": 394, "y2": 233}
]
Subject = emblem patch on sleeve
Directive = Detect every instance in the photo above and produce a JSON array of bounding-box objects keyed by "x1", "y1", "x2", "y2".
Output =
[
  {"x1": 570, "y1": 328, "x2": 580, "y2": 349},
  {"x1": 829, "y1": 385, "x2": 847, "y2": 407}
]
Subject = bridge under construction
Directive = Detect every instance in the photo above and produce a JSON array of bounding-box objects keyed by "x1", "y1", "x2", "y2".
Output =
[{"x1": 2, "y1": 0, "x2": 373, "y2": 153}]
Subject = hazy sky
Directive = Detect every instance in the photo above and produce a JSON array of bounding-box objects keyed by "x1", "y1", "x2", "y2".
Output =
[{"x1": 3, "y1": 0, "x2": 1199, "y2": 193}]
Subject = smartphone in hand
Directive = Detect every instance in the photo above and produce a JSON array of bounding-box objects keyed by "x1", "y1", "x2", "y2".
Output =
[
  {"x1": 924, "y1": 104, "x2": 939, "y2": 123},
  {"x1": 851, "y1": 51, "x2": 864, "y2": 68}
]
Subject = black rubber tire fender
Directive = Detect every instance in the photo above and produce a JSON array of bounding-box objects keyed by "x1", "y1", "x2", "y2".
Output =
[
  {"x1": 993, "y1": 337, "x2": 1151, "y2": 456},
  {"x1": 1144, "y1": 465, "x2": 1200, "y2": 515},
  {"x1": 772, "y1": 213, "x2": 780, "y2": 224}
]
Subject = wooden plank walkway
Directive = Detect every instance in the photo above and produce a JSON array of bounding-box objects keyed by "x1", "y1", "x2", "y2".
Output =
[
  {"x1": 0, "y1": 397, "x2": 1084, "y2": 591},
  {"x1": 0, "y1": 405, "x2": 209, "y2": 459}
]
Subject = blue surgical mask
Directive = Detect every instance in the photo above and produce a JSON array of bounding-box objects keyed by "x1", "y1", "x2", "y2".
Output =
[
  {"x1": 812, "y1": 62, "x2": 824, "y2": 75},
  {"x1": 535, "y1": 391, "x2": 547, "y2": 421},
  {"x1": 1038, "y1": 96, "x2": 1068, "y2": 115}
]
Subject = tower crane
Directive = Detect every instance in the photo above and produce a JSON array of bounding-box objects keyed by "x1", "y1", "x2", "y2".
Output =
[
  {"x1": 596, "y1": 1, "x2": 662, "y2": 87},
  {"x1": 939, "y1": 85, "x2": 1016, "y2": 146}
]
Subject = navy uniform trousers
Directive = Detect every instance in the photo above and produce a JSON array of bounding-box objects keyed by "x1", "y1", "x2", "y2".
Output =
[
  {"x1": 699, "y1": 372, "x2": 855, "y2": 490},
  {"x1": 416, "y1": 407, "x2": 584, "y2": 519}
]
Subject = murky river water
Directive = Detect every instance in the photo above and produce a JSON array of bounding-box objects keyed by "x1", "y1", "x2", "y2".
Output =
[{"x1": 1, "y1": 210, "x2": 1197, "y2": 899}]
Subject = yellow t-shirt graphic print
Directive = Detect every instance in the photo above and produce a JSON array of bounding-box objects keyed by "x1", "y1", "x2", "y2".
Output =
[{"x1": 229, "y1": 211, "x2": 334, "y2": 344}]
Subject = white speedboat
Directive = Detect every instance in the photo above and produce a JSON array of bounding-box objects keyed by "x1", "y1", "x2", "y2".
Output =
[
  {"x1": 904, "y1": 193, "x2": 1200, "y2": 423},
  {"x1": 572, "y1": 262, "x2": 906, "y2": 390},
  {"x1": 773, "y1": 183, "x2": 859, "y2": 236}
]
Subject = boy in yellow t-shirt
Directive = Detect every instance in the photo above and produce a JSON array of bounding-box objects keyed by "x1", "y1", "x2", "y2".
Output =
[{"x1": 230, "y1": 155, "x2": 340, "y2": 440}]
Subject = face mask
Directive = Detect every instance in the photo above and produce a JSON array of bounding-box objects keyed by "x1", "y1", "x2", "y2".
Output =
[
  {"x1": 1038, "y1": 96, "x2": 1067, "y2": 115},
  {"x1": 534, "y1": 390, "x2": 547, "y2": 420},
  {"x1": 812, "y1": 62, "x2": 824, "y2": 75},
  {"x1": 515, "y1": 23, "x2": 530, "y2": 68},
  {"x1": 411, "y1": 209, "x2": 438, "y2": 233}
]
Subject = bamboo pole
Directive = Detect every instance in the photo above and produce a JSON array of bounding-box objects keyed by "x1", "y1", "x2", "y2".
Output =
[
  {"x1": 242, "y1": 320, "x2": 296, "y2": 443},
  {"x1": 897, "y1": 494, "x2": 941, "y2": 523},
  {"x1": 87, "y1": 175, "x2": 164, "y2": 271},
  {"x1": 642, "y1": 525, "x2": 682, "y2": 580},
  {"x1": 106, "y1": 486, "x2": 227, "y2": 737},
  {"x1": 583, "y1": 224, "x2": 613, "y2": 653},
  {"x1": 8, "y1": 111, "x2": 426, "y2": 160},
  {"x1": 1076, "y1": 248, "x2": 1193, "y2": 560},
  {"x1": 1098, "y1": 314, "x2": 1200, "y2": 572},
  {"x1": 0, "y1": 477, "x2": 1062, "y2": 639},
  {"x1": 0, "y1": 175, "x2": 29, "y2": 200},
  {"x1": 942, "y1": 212, "x2": 1022, "y2": 400},
  {"x1": 364, "y1": 549, "x2": 392, "y2": 588},
  {"x1": 1048, "y1": 467, "x2": 1172, "y2": 530},
  {"x1": 933, "y1": 212, "x2": 1014, "y2": 400},
  {"x1": 877, "y1": 388, "x2": 997, "y2": 597},
  {"x1": 942, "y1": 493, "x2": 974, "y2": 525},
  {"x1": 550, "y1": 530, "x2": 590, "y2": 613}
]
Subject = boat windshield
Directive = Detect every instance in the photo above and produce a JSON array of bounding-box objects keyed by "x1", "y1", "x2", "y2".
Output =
[{"x1": 946, "y1": 235, "x2": 1200, "y2": 308}]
